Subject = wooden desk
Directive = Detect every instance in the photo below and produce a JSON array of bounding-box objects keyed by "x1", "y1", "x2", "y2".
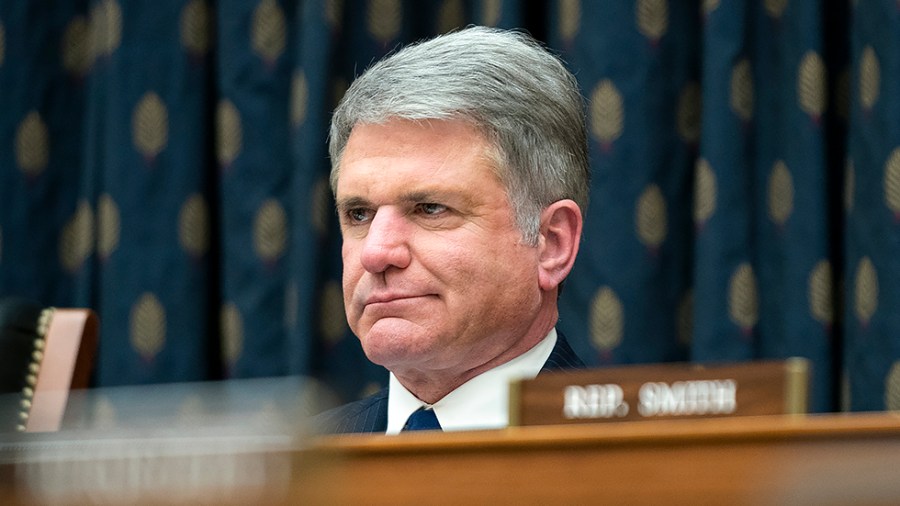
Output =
[
  {"x1": 295, "y1": 413, "x2": 900, "y2": 505},
  {"x1": 4, "y1": 413, "x2": 900, "y2": 504}
]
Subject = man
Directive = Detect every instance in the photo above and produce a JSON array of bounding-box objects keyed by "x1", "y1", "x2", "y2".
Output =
[{"x1": 315, "y1": 26, "x2": 589, "y2": 434}]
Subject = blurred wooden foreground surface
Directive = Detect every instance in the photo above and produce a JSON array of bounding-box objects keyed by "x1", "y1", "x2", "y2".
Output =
[{"x1": 4, "y1": 413, "x2": 900, "y2": 504}]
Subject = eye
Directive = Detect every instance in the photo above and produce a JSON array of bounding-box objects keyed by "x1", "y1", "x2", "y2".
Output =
[
  {"x1": 416, "y1": 203, "x2": 447, "y2": 216},
  {"x1": 345, "y1": 207, "x2": 373, "y2": 224}
]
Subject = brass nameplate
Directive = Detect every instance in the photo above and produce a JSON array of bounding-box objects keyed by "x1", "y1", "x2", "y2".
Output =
[{"x1": 509, "y1": 358, "x2": 809, "y2": 426}]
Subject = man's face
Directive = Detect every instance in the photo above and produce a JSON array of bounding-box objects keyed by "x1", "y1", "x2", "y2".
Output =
[{"x1": 336, "y1": 119, "x2": 544, "y2": 380}]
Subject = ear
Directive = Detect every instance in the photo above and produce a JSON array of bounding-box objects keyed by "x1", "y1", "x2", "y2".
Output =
[{"x1": 537, "y1": 199, "x2": 583, "y2": 292}]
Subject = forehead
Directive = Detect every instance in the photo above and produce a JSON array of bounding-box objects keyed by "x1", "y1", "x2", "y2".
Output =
[{"x1": 335, "y1": 119, "x2": 503, "y2": 197}]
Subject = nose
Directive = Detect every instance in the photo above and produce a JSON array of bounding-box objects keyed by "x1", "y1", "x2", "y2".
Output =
[{"x1": 359, "y1": 208, "x2": 412, "y2": 273}]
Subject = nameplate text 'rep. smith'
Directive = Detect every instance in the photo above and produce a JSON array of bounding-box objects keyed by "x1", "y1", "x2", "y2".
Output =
[{"x1": 509, "y1": 359, "x2": 808, "y2": 427}]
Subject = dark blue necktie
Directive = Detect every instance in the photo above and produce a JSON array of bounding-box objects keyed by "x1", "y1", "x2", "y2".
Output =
[{"x1": 402, "y1": 407, "x2": 442, "y2": 431}]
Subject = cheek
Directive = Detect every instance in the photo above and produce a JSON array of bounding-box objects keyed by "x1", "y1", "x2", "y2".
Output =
[
  {"x1": 341, "y1": 246, "x2": 364, "y2": 318},
  {"x1": 341, "y1": 241, "x2": 363, "y2": 282},
  {"x1": 341, "y1": 239, "x2": 355, "y2": 265},
  {"x1": 478, "y1": 246, "x2": 540, "y2": 302},
  {"x1": 440, "y1": 240, "x2": 535, "y2": 299}
]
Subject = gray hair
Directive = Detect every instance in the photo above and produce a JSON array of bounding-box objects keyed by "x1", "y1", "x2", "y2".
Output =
[{"x1": 328, "y1": 26, "x2": 589, "y2": 245}]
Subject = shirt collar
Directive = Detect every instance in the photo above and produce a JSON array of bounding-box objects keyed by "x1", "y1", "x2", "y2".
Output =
[{"x1": 386, "y1": 328, "x2": 557, "y2": 434}]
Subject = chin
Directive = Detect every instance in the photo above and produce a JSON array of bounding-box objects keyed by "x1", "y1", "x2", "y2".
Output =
[
  {"x1": 359, "y1": 324, "x2": 435, "y2": 369},
  {"x1": 361, "y1": 343, "x2": 418, "y2": 370}
]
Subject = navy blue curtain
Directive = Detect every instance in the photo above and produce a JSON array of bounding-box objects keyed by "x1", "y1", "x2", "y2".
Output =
[{"x1": 2, "y1": 0, "x2": 899, "y2": 413}]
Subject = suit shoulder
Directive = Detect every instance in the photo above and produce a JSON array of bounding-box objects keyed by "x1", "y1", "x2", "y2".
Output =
[
  {"x1": 310, "y1": 387, "x2": 389, "y2": 435},
  {"x1": 543, "y1": 331, "x2": 586, "y2": 371}
]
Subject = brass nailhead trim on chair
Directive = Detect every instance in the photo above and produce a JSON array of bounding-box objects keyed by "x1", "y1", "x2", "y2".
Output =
[{"x1": 17, "y1": 307, "x2": 54, "y2": 432}]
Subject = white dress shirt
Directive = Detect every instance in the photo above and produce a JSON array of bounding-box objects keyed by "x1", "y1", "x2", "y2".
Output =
[{"x1": 385, "y1": 328, "x2": 557, "y2": 434}]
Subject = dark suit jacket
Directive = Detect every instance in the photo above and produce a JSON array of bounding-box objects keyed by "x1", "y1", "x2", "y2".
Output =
[{"x1": 312, "y1": 332, "x2": 584, "y2": 435}]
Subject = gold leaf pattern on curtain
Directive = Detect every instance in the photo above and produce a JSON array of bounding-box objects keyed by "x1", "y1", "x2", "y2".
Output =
[
  {"x1": 853, "y1": 256, "x2": 878, "y2": 326},
  {"x1": 15, "y1": 111, "x2": 49, "y2": 178},
  {"x1": 291, "y1": 70, "x2": 309, "y2": 127},
  {"x1": 677, "y1": 289, "x2": 693, "y2": 346},
  {"x1": 728, "y1": 263, "x2": 758, "y2": 332},
  {"x1": 677, "y1": 81, "x2": 702, "y2": 144},
  {"x1": 730, "y1": 59, "x2": 754, "y2": 122},
  {"x1": 97, "y1": 193, "x2": 121, "y2": 260},
  {"x1": 693, "y1": 158, "x2": 717, "y2": 227},
  {"x1": 590, "y1": 79, "x2": 624, "y2": 148},
  {"x1": 62, "y1": 16, "x2": 90, "y2": 78},
  {"x1": 859, "y1": 46, "x2": 880, "y2": 111},
  {"x1": 798, "y1": 51, "x2": 827, "y2": 121},
  {"x1": 767, "y1": 160, "x2": 794, "y2": 226},
  {"x1": 884, "y1": 147, "x2": 900, "y2": 219},
  {"x1": 181, "y1": 0, "x2": 211, "y2": 58},
  {"x1": 254, "y1": 199, "x2": 287, "y2": 263},
  {"x1": 3, "y1": 0, "x2": 896, "y2": 413},
  {"x1": 636, "y1": 0, "x2": 668, "y2": 43},
  {"x1": 59, "y1": 199, "x2": 95, "y2": 273},
  {"x1": 636, "y1": 184, "x2": 667, "y2": 249},
  {"x1": 368, "y1": 0, "x2": 402, "y2": 44},
  {"x1": 808, "y1": 260, "x2": 834, "y2": 327},
  {"x1": 89, "y1": 0, "x2": 122, "y2": 61},
  {"x1": 764, "y1": 0, "x2": 788, "y2": 19},
  {"x1": 438, "y1": 0, "x2": 464, "y2": 34},
  {"x1": 845, "y1": 157, "x2": 855, "y2": 212},
  {"x1": 558, "y1": 0, "x2": 581, "y2": 42},
  {"x1": 320, "y1": 280, "x2": 347, "y2": 344},
  {"x1": 216, "y1": 99, "x2": 242, "y2": 168},
  {"x1": 221, "y1": 302, "x2": 244, "y2": 367},
  {"x1": 131, "y1": 292, "x2": 166, "y2": 360},
  {"x1": 132, "y1": 92, "x2": 169, "y2": 161},
  {"x1": 325, "y1": 0, "x2": 345, "y2": 29},
  {"x1": 481, "y1": 0, "x2": 502, "y2": 27},
  {"x1": 179, "y1": 193, "x2": 210, "y2": 258},
  {"x1": 591, "y1": 286, "x2": 624, "y2": 351},
  {"x1": 702, "y1": 0, "x2": 720, "y2": 16},
  {"x1": 252, "y1": 0, "x2": 287, "y2": 65},
  {"x1": 311, "y1": 176, "x2": 331, "y2": 236},
  {"x1": 886, "y1": 362, "x2": 900, "y2": 411}
]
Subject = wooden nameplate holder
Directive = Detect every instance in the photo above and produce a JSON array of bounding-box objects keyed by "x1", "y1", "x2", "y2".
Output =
[{"x1": 510, "y1": 358, "x2": 809, "y2": 427}]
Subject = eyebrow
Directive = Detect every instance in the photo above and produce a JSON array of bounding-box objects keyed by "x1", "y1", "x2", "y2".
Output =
[
  {"x1": 335, "y1": 196, "x2": 369, "y2": 212},
  {"x1": 336, "y1": 190, "x2": 462, "y2": 212},
  {"x1": 400, "y1": 191, "x2": 442, "y2": 204}
]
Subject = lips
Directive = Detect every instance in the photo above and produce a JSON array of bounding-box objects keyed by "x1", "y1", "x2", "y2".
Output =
[{"x1": 364, "y1": 293, "x2": 423, "y2": 306}]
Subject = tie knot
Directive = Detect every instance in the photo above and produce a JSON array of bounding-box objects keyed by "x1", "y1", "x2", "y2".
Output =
[{"x1": 402, "y1": 407, "x2": 442, "y2": 431}]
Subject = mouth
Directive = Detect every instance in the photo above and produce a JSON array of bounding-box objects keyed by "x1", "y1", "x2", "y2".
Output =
[{"x1": 364, "y1": 293, "x2": 426, "y2": 306}]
